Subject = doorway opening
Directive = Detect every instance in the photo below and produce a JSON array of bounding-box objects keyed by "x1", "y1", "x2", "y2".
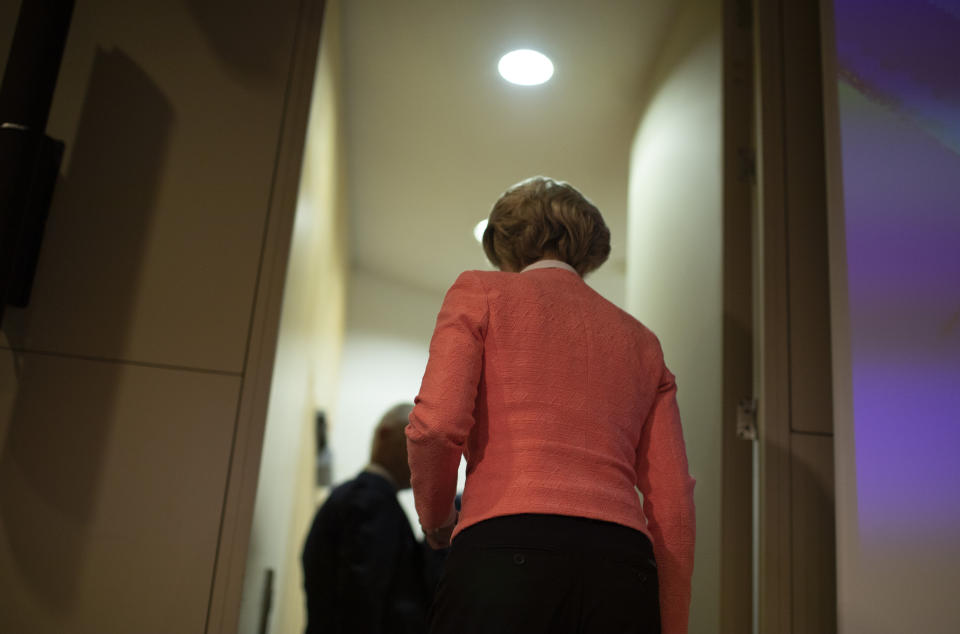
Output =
[{"x1": 238, "y1": 2, "x2": 749, "y2": 633}]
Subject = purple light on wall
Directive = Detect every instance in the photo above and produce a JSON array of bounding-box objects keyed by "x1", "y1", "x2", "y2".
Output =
[{"x1": 834, "y1": 0, "x2": 960, "y2": 542}]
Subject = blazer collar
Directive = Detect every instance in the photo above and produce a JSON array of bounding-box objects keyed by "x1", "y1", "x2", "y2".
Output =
[{"x1": 520, "y1": 259, "x2": 579, "y2": 276}]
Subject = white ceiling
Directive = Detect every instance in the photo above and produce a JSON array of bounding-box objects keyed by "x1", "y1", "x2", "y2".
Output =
[{"x1": 340, "y1": 0, "x2": 677, "y2": 304}]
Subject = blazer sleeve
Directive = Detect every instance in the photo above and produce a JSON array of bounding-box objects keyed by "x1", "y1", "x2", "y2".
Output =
[
  {"x1": 635, "y1": 365, "x2": 697, "y2": 634},
  {"x1": 406, "y1": 271, "x2": 489, "y2": 530}
]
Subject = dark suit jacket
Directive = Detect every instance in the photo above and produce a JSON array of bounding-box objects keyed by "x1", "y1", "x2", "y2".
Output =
[{"x1": 302, "y1": 471, "x2": 429, "y2": 634}]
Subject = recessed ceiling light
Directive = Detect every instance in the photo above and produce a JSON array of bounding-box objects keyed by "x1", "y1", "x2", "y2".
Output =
[
  {"x1": 473, "y1": 219, "x2": 488, "y2": 243},
  {"x1": 498, "y1": 49, "x2": 554, "y2": 86}
]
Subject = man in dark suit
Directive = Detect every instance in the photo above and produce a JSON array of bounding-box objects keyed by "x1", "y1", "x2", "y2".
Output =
[{"x1": 302, "y1": 403, "x2": 431, "y2": 634}]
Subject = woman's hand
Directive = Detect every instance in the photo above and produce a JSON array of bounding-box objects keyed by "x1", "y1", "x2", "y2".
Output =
[{"x1": 423, "y1": 508, "x2": 458, "y2": 549}]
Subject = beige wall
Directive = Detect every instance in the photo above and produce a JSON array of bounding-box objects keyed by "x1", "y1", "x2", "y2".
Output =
[
  {"x1": 0, "y1": 1, "x2": 315, "y2": 631},
  {"x1": 238, "y1": 1, "x2": 348, "y2": 631},
  {"x1": 625, "y1": 0, "x2": 722, "y2": 631},
  {"x1": 333, "y1": 267, "x2": 447, "y2": 528}
]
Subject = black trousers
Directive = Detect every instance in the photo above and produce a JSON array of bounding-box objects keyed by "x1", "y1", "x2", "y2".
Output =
[{"x1": 428, "y1": 514, "x2": 660, "y2": 634}]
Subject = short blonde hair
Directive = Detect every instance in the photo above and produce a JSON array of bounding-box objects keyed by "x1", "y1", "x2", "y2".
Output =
[{"x1": 482, "y1": 176, "x2": 611, "y2": 276}]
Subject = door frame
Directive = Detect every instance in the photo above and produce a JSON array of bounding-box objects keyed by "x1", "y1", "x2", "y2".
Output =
[
  {"x1": 720, "y1": 1, "x2": 757, "y2": 632},
  {"x1": 753, "y1": 0, "x2": 838, "y2": 631},
  {"x1": 204, "y1": 1, "x2": 328, "y2": 632}
]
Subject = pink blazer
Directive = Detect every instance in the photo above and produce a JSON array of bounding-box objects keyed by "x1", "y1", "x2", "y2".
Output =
[{"x1": 407, "y1": 265, "x2": 696, "y2": 633}]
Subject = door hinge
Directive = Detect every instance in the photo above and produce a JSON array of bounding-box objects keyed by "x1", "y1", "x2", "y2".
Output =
[{"x1": 736, "y1": 398, "x2": 758, "y2": 441}]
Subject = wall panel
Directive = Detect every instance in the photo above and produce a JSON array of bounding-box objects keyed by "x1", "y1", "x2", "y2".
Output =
[
  {"x1": 0, "y1": 353, "x2": 240, "y2": 633},
  {"x1": 791, "y1": 434, "x2": 837, "y2": 634},
  {"x1": 2, "y1": 0, "x2": 301, "y2": 373}
]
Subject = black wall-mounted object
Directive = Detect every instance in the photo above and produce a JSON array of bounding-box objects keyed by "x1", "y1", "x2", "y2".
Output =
[
  {"x1": 315, "y1": 410, "x2": 332, "y2": 487},
  {"x1": 0, "y1": 0, "x2": 75, "y2": 327}
]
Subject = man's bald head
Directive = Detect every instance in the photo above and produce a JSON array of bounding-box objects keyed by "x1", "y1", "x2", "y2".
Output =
[{"x1": 370, "y1": 403, "x2": 414, "y2": 489}]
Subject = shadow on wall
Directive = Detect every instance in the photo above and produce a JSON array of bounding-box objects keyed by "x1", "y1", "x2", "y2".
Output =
[
  {"x1": 0, "y1": 48, "x2": 172, "y2": 615},
  {"x1": 186, "y1": 0, "x2": 292, "y2": 84},
  {"x1": 774, "y1": 440, "x2": 838, "y2": 633}
]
